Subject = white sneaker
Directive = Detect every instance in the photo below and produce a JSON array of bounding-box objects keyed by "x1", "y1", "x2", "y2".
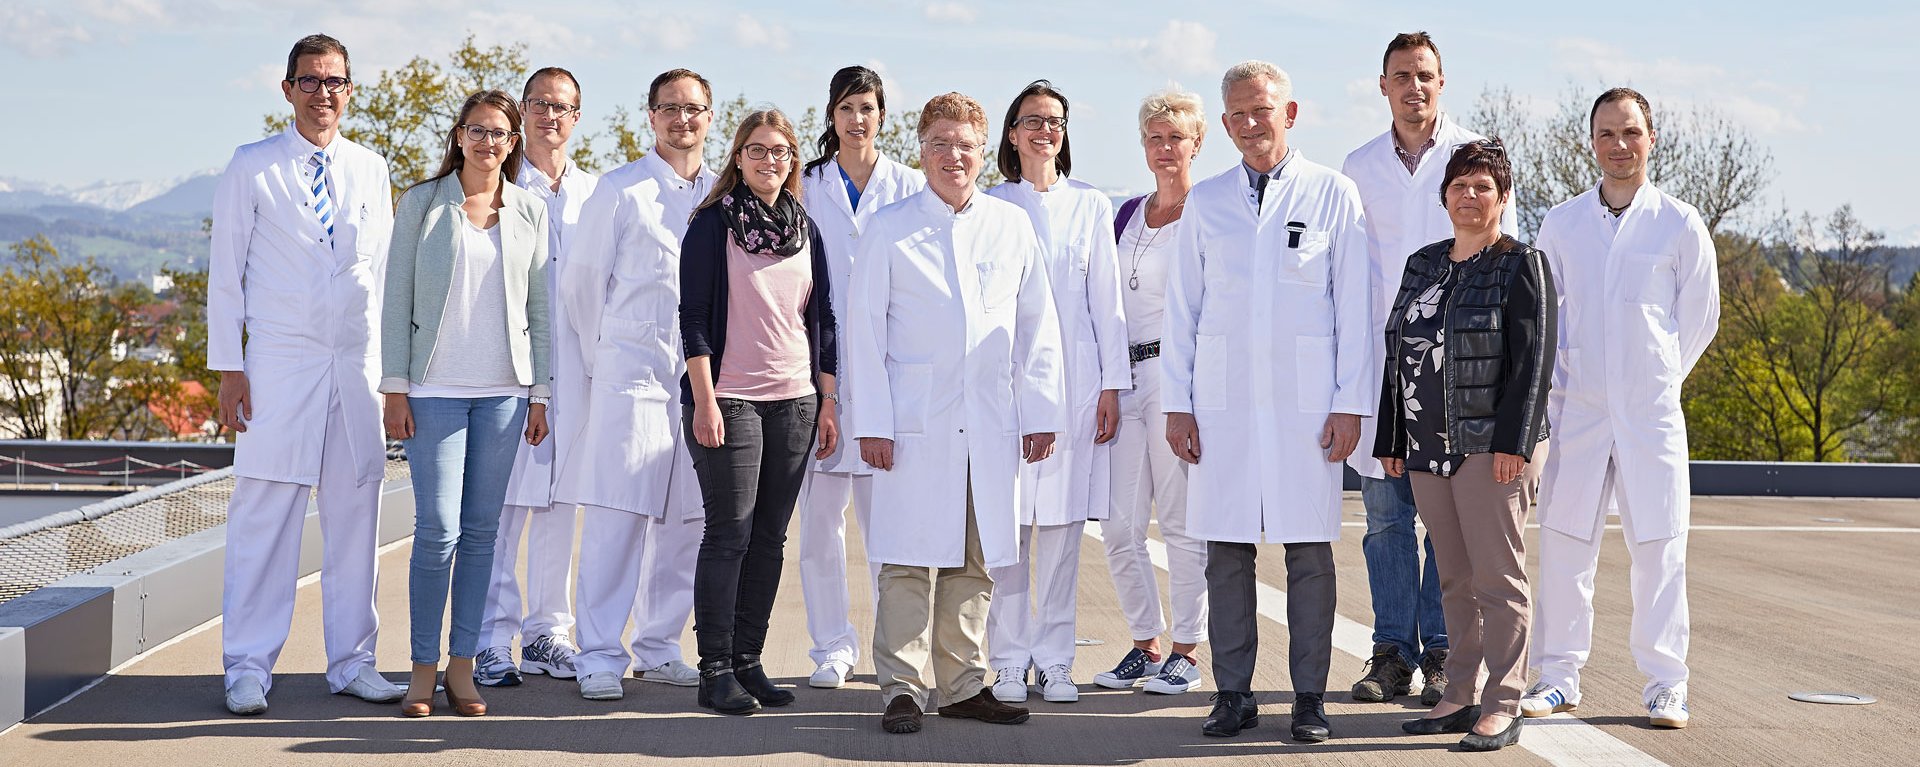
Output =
[
  {"x1": 1519, "y1": 681, "x2": 1577, "y2": 717},
  {"x1": 1143, "y1": 653, "x2": 1203, "y2": 694},
  {"x1": 225, "y1": 676, "x2": 268, "y2": 716},
  {"x1": 338, "y1": 665, "x2": 405, "y2": 703},
  {"x1": 1648, "y1": 684, "x2": 1689, "y2": 729},
  {"x1": 634, "y1": 659, "x2": 700, "y2": 687},
  {"x1": 579, "y1": 670, "x2": 625, "y2": 700},
  {"x1": 1040, "y1": 664, "x2": 1079, "y2": 703},
  {"x1": 991, "y1": 666, "x2": 1028, "y2": 703},
  {"x1": 809, "y1": 660, "x2": 852, "y2": 689}
]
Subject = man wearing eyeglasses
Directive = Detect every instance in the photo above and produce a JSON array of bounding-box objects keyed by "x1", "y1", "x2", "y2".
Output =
[
  {"x1": 558, "y1": 67, "x2": 720, "y2": 700},
  {"x1": 1162, "y1": 60, "x2": 1371, "y2": 741},
  {"x1": 207, "y1": 33, "x2": 402, "y2": 715},
  {"x1": 469, "y1": 66, "x2": 601, "y2": 690},
  {"x1": 845, "y1": 91, "x2": 1066, "y2": 734},
  {"x1": 1339, "y1": 31, "x2": 1517, "y2": 709}
]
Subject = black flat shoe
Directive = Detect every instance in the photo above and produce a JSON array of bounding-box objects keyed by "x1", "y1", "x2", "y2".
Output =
[
  {"x1": 1460, "y1": 715, "x2": 1523, "y2": 752},
  {"x1": 1202, "y1": 691, "x2": 1258, "y2": 737},
  {"x1": 1402, "y1": 704, "x2": 1481, "y2": 735},
  {"x1": 1290, "y1": 692, "x2": 1330, "y2": 743}
]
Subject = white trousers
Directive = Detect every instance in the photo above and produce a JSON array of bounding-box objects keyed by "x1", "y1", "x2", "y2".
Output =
[
  {"x1": 1531, "y1": 455, "x2": 1690, "y2": 705},
  {"x1": 628, "y1": 510, "x2": 700, "y2": 669},
  {"x1": 573, "y1": 505, "x2": 652, "y2": 678},
  {"x1": 480, "y1": 502, "x2": 579, "y2": 649},
  {"x1": 797, "y1": 470, "x2": 879, "y2": 667},
  {"x1": 987, "y1": 521, "x2": 1084, "y2": 672},
  {"x1": 221, "y1": 389, "x2": 382, "y2": 694},
  {"x1": 1100, "y1": 375, "x2": 1208, "y2": 644}
]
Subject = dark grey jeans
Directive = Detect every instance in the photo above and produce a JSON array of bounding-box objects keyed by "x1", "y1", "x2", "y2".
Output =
[
  {"x1": 684, "y1": 396, "x2": 818, "y2": 666},
  {"x1": 1206, "y1": 540, "x2": 1336, "y2": 695}
]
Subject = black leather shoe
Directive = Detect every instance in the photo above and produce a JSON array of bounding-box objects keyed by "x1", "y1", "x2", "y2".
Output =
[
  {"x1": 1459, "y1": 714, "x2": 1522, "y2": 752},
  {"x1": 937, "y1": 689, "x2": 1030, "y2": 724},
  {"x1": 881, "y1": 693, "x2": 923, "y2": 734},
  {"x1": 1291, "y1": 692, "x2": 1330, "y2": 742},
  {"x1": 696, "y1": 661, "x2": 762, "y2": 716},
  {"x1": 732, "y1": 654, "x2": 795, "y2": 707},
  {"x1": 1202, "y1": 691, "x2": 1258, "y2": 737},
  {"x1": 1402, "y1": 704, "x2": 1480, "y2": 735}
]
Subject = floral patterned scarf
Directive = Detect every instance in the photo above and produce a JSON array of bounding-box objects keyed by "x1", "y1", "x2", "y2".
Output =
[{"x1": 721, "y1": 183, "x2": 808, "y2": 258}]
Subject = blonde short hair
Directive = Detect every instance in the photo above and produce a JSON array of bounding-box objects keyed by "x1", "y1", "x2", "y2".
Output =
[
  {"x1": 1138, "y1": 88, "x2": 1207, "y2": 140},
  {"x1": 1220, "y1": 60, "x2": 1292, "y2": 104},
  {"x1": 918, "y1": 92, "x2": 989, "y2": 142}
]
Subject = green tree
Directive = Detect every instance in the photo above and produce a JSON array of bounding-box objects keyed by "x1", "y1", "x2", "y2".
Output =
[{"x1": 0, "y1": 237, "x2": 176, "y2": 439}]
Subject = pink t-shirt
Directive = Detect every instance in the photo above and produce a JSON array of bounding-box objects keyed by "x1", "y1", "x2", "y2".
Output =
[{"x1": 714, "y1": 237, "x2": 817, "y2": 400}]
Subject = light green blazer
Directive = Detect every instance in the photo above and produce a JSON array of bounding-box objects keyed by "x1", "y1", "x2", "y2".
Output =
[{"x1": 379, "y1": 173, "x2": 551, "y2": 397}]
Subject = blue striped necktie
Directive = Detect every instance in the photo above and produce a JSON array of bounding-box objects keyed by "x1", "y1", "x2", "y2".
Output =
[{"x1": 309, "y1": 151, "x2": 334, "y2": 241}]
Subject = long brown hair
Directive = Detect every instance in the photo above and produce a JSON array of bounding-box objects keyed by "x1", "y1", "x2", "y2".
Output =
[
  {"x1": 413, "y1": 89, "x2": 524, "y2": 190},
  {"x1": 696, "y1": 108, "x2": 803, "y2": 211}
]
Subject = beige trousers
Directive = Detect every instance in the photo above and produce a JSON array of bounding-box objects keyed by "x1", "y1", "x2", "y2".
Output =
[
  {"x1": 871, "y1": 480, "x2": 992, "y2": 708},
  {"x1": 1407, "y1": 443, "x2": 1548, "y2": 717}
]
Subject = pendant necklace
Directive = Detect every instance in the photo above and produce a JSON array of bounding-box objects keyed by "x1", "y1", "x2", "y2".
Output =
[{"x1": 1128, "y1": 192, "x2": 1182, "y2": 290}]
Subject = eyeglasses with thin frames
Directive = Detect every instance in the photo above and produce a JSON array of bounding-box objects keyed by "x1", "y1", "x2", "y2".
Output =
[
  {"x1": 458, "y1": 124, "x2": 518, "y2": 146},
  {"x1": 1017, "y1": 115, "x2": 1069, "y2": 132},
  {"x1": 921, "y1": 139, "x2": 983, "y2": 156},
  {"x1": 742, "y1": 144, "x2": 795, "y2": 162},
  {"x1": 287, "y1": 76, "x2": 350, "y2": 94},
  {"x1": 522, "y1": 99, "x2": 579, "y2": 118},
  {"x1": 651, "y1": 103, "x2": 711, "y2": 119}
]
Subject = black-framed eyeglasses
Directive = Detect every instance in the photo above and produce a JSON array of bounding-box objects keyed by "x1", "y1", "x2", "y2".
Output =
[
  {"x1": 287, "y1": 76, "x2": 351, "y2": 94},
  {"x1": 459, "y1": 124, "x2": 518, "y2": 145},
  {"x1": 742, "y1": 144, "x2": 795, "y2": 162},
  {"x1": 651, "y1": 103, "x2": 711, "y2": 118},
  {"x1": 1017, "y1": 115, "x2": 1069, "y2": 132},
  {"x1": 522, "y1": 98, "x2": 579, "y2": 118}
]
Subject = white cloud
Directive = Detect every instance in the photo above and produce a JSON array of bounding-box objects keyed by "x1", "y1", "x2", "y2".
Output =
[
  {"x1": 1551, "y1": 37, "x2": 1809, "y2": 134},
  {"x1": 469, "y1": 11, "x2": 593, "y2": 54},
  {"x1": 76, "y1": 0, "x2": 165, "y2": 25},
  {"x1": 0, "y1": 6, "x2": 92, "y2": 57},
  {"x1": 1118, "y1": 20, "x2": 1218, "y2": 77},
  {"x1": 732, "y1": 14, "x2": 792, "y2": 53},
  {"x1": 622, "y1": 13, "x2": 696, "y2": 53},
  {"x1": 924, "y1": 2, "x2": 976, "y2": 23}
]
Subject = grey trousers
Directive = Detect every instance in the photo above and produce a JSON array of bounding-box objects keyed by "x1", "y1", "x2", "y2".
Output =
[{"x1": 1206, "y1": 540, "x2": 1336, "y2": 695}]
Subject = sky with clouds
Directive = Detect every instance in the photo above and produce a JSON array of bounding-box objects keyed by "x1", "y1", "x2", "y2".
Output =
[{"x1": 3, "y1": 0, "x2": 1913, "y2": 241}]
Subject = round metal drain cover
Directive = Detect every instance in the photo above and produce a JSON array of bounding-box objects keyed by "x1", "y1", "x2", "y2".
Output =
[{"x1": 1789, "y1": 692, "x2": 1876, "y2": 705}]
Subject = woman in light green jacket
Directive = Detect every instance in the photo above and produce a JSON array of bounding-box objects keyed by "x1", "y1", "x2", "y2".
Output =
[{"x1": 380, "y1": 89, "x2": 550, "y2": 718}]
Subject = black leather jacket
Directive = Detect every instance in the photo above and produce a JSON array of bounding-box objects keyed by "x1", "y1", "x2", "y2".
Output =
[{"x1": 1373, "y1": 236, "x2": 1556, "y2": 462}]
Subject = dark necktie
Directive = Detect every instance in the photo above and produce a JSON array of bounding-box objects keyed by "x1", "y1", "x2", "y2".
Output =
[{"x1": 1254, "y1": 172, "x2": 1269, "y2": 207}]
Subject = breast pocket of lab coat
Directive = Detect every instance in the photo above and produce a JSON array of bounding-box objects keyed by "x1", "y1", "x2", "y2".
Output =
[
  {"x1": 976, "y1": 260, "x2": 1019, "y2": 312},
  {"x1": 1619, "y1": 251, "x2": 1678, "y2": 310},
  {"x1": 1280, "y1": 231, "x2": 1332, "y2": 287}
]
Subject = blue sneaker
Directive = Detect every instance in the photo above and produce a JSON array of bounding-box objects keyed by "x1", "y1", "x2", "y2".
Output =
[
  {"x1": 1092, "y1": 647, "x2": 1165, "y2": 689},
  {"x1": 474, "y1": 645, "x2": 522, "y2": 687},
  {"x1": 1519, "y1": 682, "x2": 1576, "y2": 717},
  {"x1": 520, "y1": 634, "x2": 579, "y2": 679},
  {"x1": 1144, "y1": 652, "x2": 1203, "y2": 694}
]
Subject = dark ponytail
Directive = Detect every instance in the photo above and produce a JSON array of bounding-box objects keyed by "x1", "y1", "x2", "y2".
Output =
[{"x1": 804, "y1": 65, "x2": 888, "y2": 177}]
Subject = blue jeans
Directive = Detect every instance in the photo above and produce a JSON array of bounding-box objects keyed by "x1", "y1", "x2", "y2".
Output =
[
  {"x1": 403, "y1": 395, "x2": 526, "y2": 664},
  {"x1": 1360, "y1": 473, "x2": 1447, "y2": 665}
]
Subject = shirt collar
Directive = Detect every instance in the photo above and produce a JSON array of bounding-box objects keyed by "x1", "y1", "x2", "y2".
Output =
[
  {"x1": 286, "y1": 126, "x2": 337, "y2": 160},
  {"x1": 1241, "y1": 148, "x2": 1296, "y2": 188},
  {"x1": 517, "y1": 157, "x2": 573, "y2": 196}
]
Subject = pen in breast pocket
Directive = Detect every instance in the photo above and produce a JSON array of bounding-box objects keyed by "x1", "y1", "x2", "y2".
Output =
[{"x1": 1286, "y1": 221, "x2": 1306, "y2": 248}]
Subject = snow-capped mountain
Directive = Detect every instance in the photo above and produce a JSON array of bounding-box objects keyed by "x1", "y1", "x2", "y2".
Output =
[{"x1": 0, "y1": 170, "x2": 219, "y2": 214}]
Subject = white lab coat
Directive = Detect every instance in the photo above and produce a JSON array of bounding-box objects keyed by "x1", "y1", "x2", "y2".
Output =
[
  {"x1": 1162, "y1": 155, "x2": 1372, "y2": 544},
  {"x1": 207, "y1": 127, "x2": 393, "y2": 487},
  {"x1": 987, "y1": 178, "x2": 1129, "y2": 525},
  {"x1": 801, "y1": 155, "x2": 926, "y2": 474},
  {"x1": 553, "y1": 153, "x2": 714, "y2": 521},
  {"x1": 845, "y1": 190, "x2": 1068, "y2": 569},
  {"x1": 1535, "y1": 183, "x2": 1719, "y2": 543},
  {"x1": 503, "y1": 158, "x2": 598, "y2": 508},
  {"x1": 1341, "y1": 115, "x2": 1518, "y2": 478}
]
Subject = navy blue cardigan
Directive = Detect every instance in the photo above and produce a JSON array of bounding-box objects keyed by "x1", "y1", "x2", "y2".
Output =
[{"x1": 676, "y1": 201, "x2": 837, "y2": 405}]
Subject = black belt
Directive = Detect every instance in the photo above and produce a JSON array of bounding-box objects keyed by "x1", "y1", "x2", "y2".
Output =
[{"x1": 1129, "y1": 340, "x2": 1160, "y2": 365}]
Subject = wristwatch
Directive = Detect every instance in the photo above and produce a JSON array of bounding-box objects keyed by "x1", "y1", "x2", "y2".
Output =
[
  {"x1": 821, "y1": 392, "x2": 840, "y2": 404},
  {"x1": 529, "y1": 395, "x2": 552, "y2": 406}
]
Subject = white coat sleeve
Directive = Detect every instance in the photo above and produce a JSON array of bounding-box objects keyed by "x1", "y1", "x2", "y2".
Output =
[
  {"x1": 1085, "y1": 195, "x2": 1132, "y2": 391},
  {"x1": 1160, "y1": 190, "x2": 1205, "y2": 414},
  {"x1": 1533, "y1": 211, "x2": 1570, "y2": 346},
  {"x1": 846, "y1": 220, "x2": 894, "y2": 441},
  {"x1": 560, "y1": 184, "x2": 624, "y2": 377},
  {"x1": 206, "y1": 148, "x2": 254, "y2": 372},
  {"x1": 1013, "y1": 228, "x2": 1068, "y2": 436},
  {"x1": 1329, "y1": 182, "x2": 1375, "y2": 417},
  {"x1": 1674, "y1": 211, "x2": 1721, "y2": 377}
]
